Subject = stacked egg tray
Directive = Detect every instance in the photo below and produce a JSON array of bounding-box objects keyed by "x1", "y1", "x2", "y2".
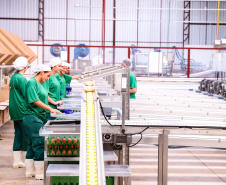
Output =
[
  {"x1": 52, "y1": 176, "x2": 114, "y2": 185},
  {"x1": 47, "y1": 136, "x2": 80, "y2": 157}
]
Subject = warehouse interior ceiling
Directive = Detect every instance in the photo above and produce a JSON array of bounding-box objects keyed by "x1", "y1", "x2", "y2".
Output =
[{"x1": 0, "y1": 0, "x2": 226, "y2": 47}]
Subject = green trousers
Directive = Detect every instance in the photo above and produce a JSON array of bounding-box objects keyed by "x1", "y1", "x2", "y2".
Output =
[
  {"x1": 46, "y1": 112, "x2": 56, "y2": 121},
  {"x1": 23, "y1": 115, "x2": 45, "y2": 161},
  {"x1": 13, "y1": 120, "x2": 28, "y2": 151}
]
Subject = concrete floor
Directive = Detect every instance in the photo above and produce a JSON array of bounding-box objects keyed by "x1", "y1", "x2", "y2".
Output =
[
  {"x1": 1, "y1": 80, "x2": 226, "y2": 185},
  {"x1": 1, "y1": 122, "x2": 226, "y2": 185},
  {"x1": 0, "y1": 121, "x2": 42, "y2": 185}
]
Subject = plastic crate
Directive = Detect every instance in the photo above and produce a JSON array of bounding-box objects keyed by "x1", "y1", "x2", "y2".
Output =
[
  {"x1": 106, "y1": 177, "x2": 114, "y2": 185},
  {"x1": 52, "y1": 176, "x2": 112, "y2": 185},
  {"x1": 52, "y1": 176, "x2": 79, "y2": 185},
  {"x1": 47, "y1": 136, "x2": 80, "y2": 157}
]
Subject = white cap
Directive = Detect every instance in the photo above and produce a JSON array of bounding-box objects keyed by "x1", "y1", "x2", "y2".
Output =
[
  {"x1": 67, "y1": 63, "x2": 71, "y2": 68},
  {"x1": 62, "y1": 62, "x2": 71, "y2": 68},
  {"x1": 49, "y1": 57, "x2": 62, "y2": 68},
  {"x1": 33, "y1": 64, "x2": 51, "y2": 75},
  {"x1": 121, "y1": 58, "x2": 132, "y2": 67},
  {"x1": 14, "y1": 57, "x2": 28, "y2": 70}
]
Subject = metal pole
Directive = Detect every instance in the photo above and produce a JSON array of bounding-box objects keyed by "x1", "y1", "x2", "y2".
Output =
[
  {"x1": 158, "y1": 130, "x2": 169, "y2": 185},
  {"x1": 187, "y1": 48, "x2": 190, "y2": 78},
  {"x1": 66, "y1": 0, "x2": 68, "y2": 45},
  {"x1": 113, "y1": 0, "x2": 116, "y2": 65},
  {"x1": 67, "y1": 46, "x2": 70, "y2": 75},
  {"x1": 128, "y1": 47, "x2": 130, "y2": 59},
  {"x1": 119, "y1": 148, "x2": 123, "y2": 185},
  {"x1": 121, "y1": 92, "x2": 126, "y2": 132},
  {"x1": 102, "y1": 0, "x2": 106, "y2": 64}
]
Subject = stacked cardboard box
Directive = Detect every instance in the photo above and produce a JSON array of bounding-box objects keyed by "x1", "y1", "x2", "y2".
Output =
[
  {"x1": 0, "y1": 28, "x2": 37, "y2": 124},
  {"x1": 0, "y1": 101, "x2": 10, "y2": 125},
  {"x1": 0, "y1": 28, "x2": 37, "y2": 65}
]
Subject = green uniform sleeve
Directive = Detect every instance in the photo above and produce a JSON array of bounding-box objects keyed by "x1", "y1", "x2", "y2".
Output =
[
  {"x1": 63, "y1": 74, "x2": 73, "y2": 85},
  {"x1": 27, "y1": 84, "x2": 41, "y2": 104}
]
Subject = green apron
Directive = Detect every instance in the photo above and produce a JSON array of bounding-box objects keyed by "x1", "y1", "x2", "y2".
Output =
[
  {"x1": 23, "y1": 115, "x2": 45, "y2": 161},
  {"x1": 23, "y1": 77, "x2": 48, "y2": 161},
  {"x1": 9, "y1": 73, "x2": 28, "y2": 151},
  {"x1": 43, "y1": 74, "x2": 61, "y2": 121}
]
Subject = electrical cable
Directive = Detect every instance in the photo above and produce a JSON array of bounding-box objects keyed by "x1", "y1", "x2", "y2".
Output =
[
  {"x1": 99, "y1": 100, "x2": 117, "y2": 127},
  {"x1": 126, "y1": 133, "x2": 143, "y2": 148},
  {"x1": 172, "y1": 46, "x2": 196, "y2": 70},
  {"x1": 99, "y1": 100, "x2": 149, "y2": 147}
]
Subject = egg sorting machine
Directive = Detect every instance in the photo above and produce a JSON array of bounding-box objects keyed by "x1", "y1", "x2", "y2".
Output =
[{"x1": 40, "y1": 64, "x2": 226, "y2": 185}]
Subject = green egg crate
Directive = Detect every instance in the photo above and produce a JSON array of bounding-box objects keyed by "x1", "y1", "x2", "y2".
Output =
[
  {"x1": 52, "y1": 176, "x2": 79, "y2": 185},
  {"x1": 52, "y1": 176, "x2": 114, "y2": 185},
  {"x1": 47, "y1": 136, "x2": 80, "y2": 157}
]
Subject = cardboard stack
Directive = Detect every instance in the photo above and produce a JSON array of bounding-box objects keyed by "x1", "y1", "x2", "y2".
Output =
[
  {"x1": 0, "y1": 101, "x2": 10, "y2": 125},
  {"x1": 0, "y1": 28, "x2": 37, "y2": 124},
  {"x1": 0, "y1": 28, "x2": 37, "y2": 65}
]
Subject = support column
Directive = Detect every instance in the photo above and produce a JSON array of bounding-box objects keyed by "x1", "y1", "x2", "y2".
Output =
[
  {"x1": 158, "y1": 130, "x2": 169, "y2": 185},
  {"x1": 38, "y1": 0, "x2": 44, "y2": 42}
]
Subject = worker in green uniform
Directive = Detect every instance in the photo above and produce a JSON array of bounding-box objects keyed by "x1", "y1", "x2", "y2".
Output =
[
  {"x1": 63, "y1": 62, "x2": 71, "y2": 86},
  {"x1": 23, "y1": 64, "x2": 61, "y2": 180},
  {"x1": 9, "y1": 57, "x2": 28, "y2": 168},
  {"x1": 43, "y1": 57, "x2": 64, "y2": 121},
  {"x1": 56, "y1": 61, "x2": 81, "y2": 98},
  {"x1": 121, "y1": 58, "x2": 137, "y2": 99}
]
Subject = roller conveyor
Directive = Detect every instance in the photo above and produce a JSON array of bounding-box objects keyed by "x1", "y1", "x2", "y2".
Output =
[
  {"x1": 42, "y1": 65, "x2": 133, "y2": 185},
  {"x1": 57, "y1": 102, "x2": 81, "y2": 111},
  {"x1": 79, "y1": 65, "x2": 127, "y2": 83},
  {"x1": 62, "y1": 97, "x2": 82, "y2": 103},
  {"x1": 51, "y1": 112, "x2": 81, "y2": 120},
  {"x1": 101, "y1": 120, "x2": 226, "y2": 129},
  {"x1": 66, "y1": 92, "x2": 82, "y2": 98}
]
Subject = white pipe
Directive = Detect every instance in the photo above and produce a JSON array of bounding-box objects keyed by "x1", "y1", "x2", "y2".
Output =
[{"x1": 113, "y1": 108, "x2": 122, "y2": 117}]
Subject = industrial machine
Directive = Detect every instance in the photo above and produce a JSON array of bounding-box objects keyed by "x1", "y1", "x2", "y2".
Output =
[
  {"x1": 131, "y1": 46, "x2": 175, "y2": 77},
  {"x1": 41, "y1": 64, "x2": 131, "y2": 185},
  {"x1": 198, "y1": 53, "x2": 226, "y2": 98},
  {"x1": 39, "y1": 64, "x2": 226, "y2": 185},
  {"x1": 73, "y1": 44, "x2": 91, "y2": 72}
]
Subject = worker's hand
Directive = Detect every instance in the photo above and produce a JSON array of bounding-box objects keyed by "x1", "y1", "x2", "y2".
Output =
[
  {"x1": 72, "y1": 75, "x2": 82, "y2": 80},
  {"x1": 50, "y1": 109, "x2": 61, "y2": 114},
  {"x1": 55, "y1": 100, "x2": 64, "y2": 105}
]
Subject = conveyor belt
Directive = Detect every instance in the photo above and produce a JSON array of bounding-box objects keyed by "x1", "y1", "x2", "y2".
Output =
[
  {"x1": 79, "y1": 65, "x2": 127, "y2": 83},
  {"x1": 86, "y1": 92, "x2": 98, "y2": 185},
  {"x1": 100, "y1": 120, "x2": 226, "y2": 129}
]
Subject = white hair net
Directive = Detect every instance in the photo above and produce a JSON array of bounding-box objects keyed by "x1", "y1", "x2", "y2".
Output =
[
  {"x1": 32, "y1": 64, "x2": 51, "y2": 75},
  {"x1": 49, "y1": 57, "x2": 62, "y2": 68},
  {"x1": 14, "y1": 57, "x2": 28, "y2": 71},
  {"x1": 122, "y1": 58, "x2": 132, "y2": 67},
  {"x1": 66, "y1": 63, "x2": 71, "y2": 68},
  {"x1": 61, "y1": 62, "x2": 71, "y2": 68}
]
